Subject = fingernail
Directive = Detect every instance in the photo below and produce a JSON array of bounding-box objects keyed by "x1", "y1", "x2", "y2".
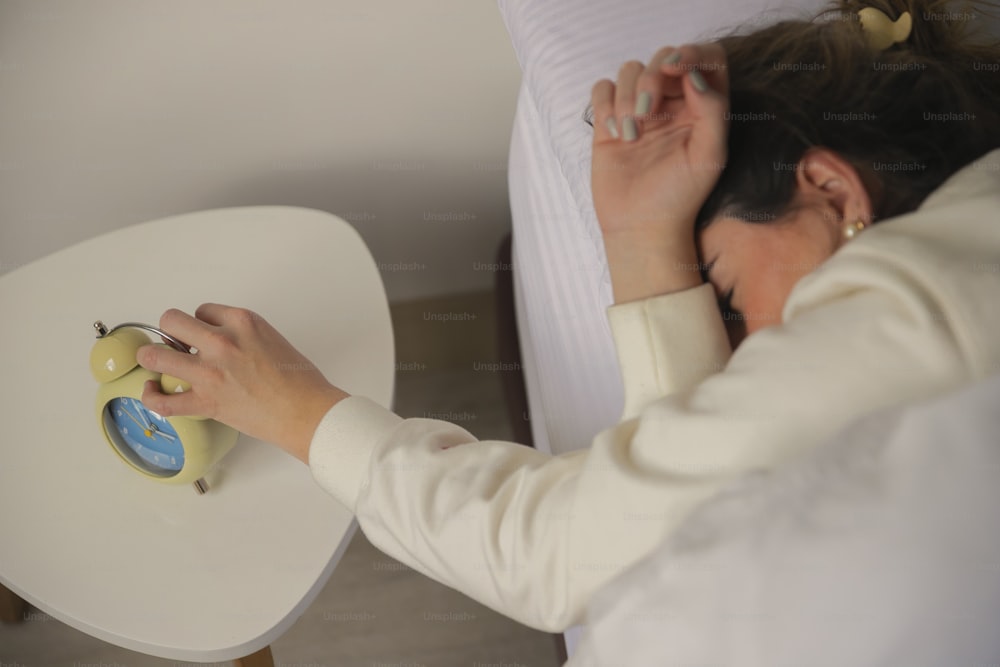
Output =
[
  {"x1": 605, "y1": 117, "x2": 620, "y2": 139},
  {"x1": 635, "y1": 91, "x2": 651, "y2": 116},
  {"x1": 689, "y1": 70, "x2": 708, "y2": 93},
  {"x1": 663, "y1": 51, "x2": 683, "y2": 65},
  {"x1": 622, "y1": 116, "x2": 638, "y2": 142}
]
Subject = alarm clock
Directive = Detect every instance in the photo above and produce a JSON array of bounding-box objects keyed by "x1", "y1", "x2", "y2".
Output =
[{"x1": 89, "y1": 320, "x2": 239, "y2": 494}]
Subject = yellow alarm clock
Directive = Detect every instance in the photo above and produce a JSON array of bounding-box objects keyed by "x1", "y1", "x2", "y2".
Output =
[{"x1": 89, "y1": 320, "x2": 239, "y2": 494}]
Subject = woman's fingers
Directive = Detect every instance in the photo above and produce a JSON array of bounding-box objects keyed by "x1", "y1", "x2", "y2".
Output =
[
  {"x1": 591, "y1": 78, "x2": 618, "y2": 141},
  {"x1": 158, "y1": 307, "x2": 219, "y2": 351},
  {"x1": 614, "y1": 43, "x2": 729, "y2": 143},
  {"x1": 141, "y1": 379, "x2": 207, "y2": 418},
  {"x1": 684, "y1": 73, "x2": 729, "y2": 173},
  {"x1": 660, "y1": 42, "x2": 730, "y2": 171},
  {"x1": 659, "y1": 42, "x2": 729, "y2": 97},
  {"x1": 192, "y1": 302, "x2": 230, "y2": 326},
  {"x1": 614, "y1": 60, "x2": 645, "y2": 141},
  {"x1": 195, "y1": 302, "x2": 262, "y2": 329},
  {"x1": 137, "y1": 303, "x2": 251, "y2": 408},
  {"x1": 137, "y1": 343, "x2": 207, "y2": 385},
  {"x1": 635, "y1": 46, "x2": 682, "y2": 122}
]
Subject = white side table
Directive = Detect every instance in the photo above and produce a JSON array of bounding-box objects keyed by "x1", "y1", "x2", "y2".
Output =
[{"x1": 0, "y1": 207, "x2": 395, "y2": 664}]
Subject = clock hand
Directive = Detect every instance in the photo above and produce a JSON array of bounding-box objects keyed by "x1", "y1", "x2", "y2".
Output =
[
  {"x1": 133, "y1": 400, "x2": 153, "y2": 430},
  {"x1": 151, "y1": 429, "x2": 176, "y2": 442},
  {"x1": 119, "y1": 404, "x2": 149, "y2": 433},
  {"x1": 135, "y1": 405, "x2": 177, "y2": 442}
]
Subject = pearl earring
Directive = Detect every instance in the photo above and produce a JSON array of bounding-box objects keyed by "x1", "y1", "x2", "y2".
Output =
[{"x1": 843, "y1": 219, "x2": 866, "y2": 240}]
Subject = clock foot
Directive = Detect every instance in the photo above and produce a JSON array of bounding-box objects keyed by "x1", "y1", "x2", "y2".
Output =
[{"x1": 193, "y1": 478, "x2": 210, "y2": 495}]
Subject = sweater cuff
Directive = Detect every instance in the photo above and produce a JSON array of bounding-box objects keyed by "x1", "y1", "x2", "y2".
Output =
[
  {"x1": 308, "y1": 395, "x2": 404, "y2": 512},
  {"x1": 607, "y1": 282, "x2": 731, "y2": 418}
]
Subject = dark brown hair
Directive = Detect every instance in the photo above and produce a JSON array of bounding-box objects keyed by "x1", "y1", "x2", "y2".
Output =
[{"x1": 695, "y1": 0, "x2": 1000, "y2": 229}]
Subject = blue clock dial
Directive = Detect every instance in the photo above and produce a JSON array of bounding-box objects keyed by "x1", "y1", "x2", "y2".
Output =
[{"x1": 103, "y1": 397, "x2": 184, "y2": 476}]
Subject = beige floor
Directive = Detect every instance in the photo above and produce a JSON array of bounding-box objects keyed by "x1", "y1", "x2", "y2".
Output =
[{"x1": 0, "y1": 289, "x2": 563, "y2": 667}]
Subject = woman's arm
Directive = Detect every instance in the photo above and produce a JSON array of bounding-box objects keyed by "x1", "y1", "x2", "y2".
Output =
[
  {"x1": 132, "y1": 282, "x2": 735, "y2": 633},
  {"x1": 589, "y1": 43, "x2": 729, "y2": 305},
  {"x1": 589, "y1": 42, "x2": 734, "y2": 417},
  {"x1": 307, "y1": 260, "x2": 976, "y2": 632}
]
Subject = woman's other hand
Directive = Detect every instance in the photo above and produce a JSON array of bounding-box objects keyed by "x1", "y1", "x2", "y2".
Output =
[
  {"x1": 591, "y1": 42, "x2": 730, "y2": 239},
  {"x1": 136, "y1": 304, "x2": 350, "y2": 463},
  {"x1": 590, "y1": 42, "x2": 730, "y2": 304}
]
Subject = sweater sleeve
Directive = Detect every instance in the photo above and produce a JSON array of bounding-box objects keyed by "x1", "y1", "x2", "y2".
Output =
[
  {"x1": 308, "y1": 251, "x2": 976, "y2": 632},
  {"x1": 308, "y1": 283, "x2": 733, "y2": 631}
]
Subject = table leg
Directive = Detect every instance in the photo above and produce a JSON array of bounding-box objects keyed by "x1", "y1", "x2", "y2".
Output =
[
  {"x1": 233, "y1": 645, "x2": 274, "y2": 667},
  {"x1": 0, "y1": 582, "x2": 28, "y2": 624}
]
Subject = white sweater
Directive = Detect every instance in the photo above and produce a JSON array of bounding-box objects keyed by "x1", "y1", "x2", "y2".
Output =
[{"x1": 308, "y1": 148, "x2": 1000, "y2": 633}]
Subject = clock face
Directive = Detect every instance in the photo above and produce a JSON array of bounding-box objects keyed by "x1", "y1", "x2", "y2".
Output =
[{"x1": 103, "y1": 397, "x2": 184, "y2": 476}]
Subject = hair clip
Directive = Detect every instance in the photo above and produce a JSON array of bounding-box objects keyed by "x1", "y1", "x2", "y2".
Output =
[{"x1": 859, "y1": 7, "x2": 913, "y2": 50}]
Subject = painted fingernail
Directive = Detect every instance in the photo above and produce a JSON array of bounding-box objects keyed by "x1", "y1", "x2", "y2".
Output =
[
  {"x1": 622, "y1": 116, "x2": 638, "y2": 142},
  {"x1": 689, "y1": 70, "x2": 709, "y2": 93},
  {"x1": 605, "y1": 117, "x2": 620, "y2": 139},
  {"x1": 635, "y1": 91, "x2": 651, "y2": 116},
  {"x1": 663, "y1": 51, "x2": 683, "y2": 65}
]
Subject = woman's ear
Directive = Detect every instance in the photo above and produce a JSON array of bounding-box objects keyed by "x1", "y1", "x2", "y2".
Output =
[{"x1": 795, "y1": 147, "x2": 874, "y2": 239}]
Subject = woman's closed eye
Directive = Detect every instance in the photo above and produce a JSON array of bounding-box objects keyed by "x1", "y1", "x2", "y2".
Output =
[
  {"x1": 717, "y1": 287, "x2": 748, "y2": 348},
  {"x1": 701, "y1": 262, "x2": 746, "y2": 345},
  {"x1": 718, "y1": 287, "x2": 739, "y2": 318}
]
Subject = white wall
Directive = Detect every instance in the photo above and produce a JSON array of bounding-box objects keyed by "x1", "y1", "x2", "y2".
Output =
[{"x1": 0, "y1": 0, "x2": 522, "y2": 302}]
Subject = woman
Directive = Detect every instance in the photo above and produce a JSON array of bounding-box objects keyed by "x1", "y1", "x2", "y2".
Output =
[{"x1": 135, "y1": 0, "x2": 1000, "y2": 636}]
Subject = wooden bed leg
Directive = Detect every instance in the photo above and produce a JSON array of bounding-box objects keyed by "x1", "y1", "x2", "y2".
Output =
[
  {"x1": 0, "y1": 582, "x2": 28, "y2": 624},
  {"x1": 232, "y1": 645, "x2": 274, "y2": 667}
]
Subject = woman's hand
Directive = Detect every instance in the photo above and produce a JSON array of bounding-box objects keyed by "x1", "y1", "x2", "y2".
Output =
[
  {"x1": 136, "y1": 304, "x2": 350, "y2": 463},
  {"x1": 591, "y1": 42, "x2": 730, "y2": 239},
  {"x1": 590, "y1": 42, "x2": 730, "y2": 304}
]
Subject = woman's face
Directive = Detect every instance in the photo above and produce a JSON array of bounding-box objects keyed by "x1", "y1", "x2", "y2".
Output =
[
  {"x1": 694, "y1": 148, "x2": 874, "y2": 348},
  {"x1": 697, "y1": 209, "x2": 845, "y2": 347}
]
